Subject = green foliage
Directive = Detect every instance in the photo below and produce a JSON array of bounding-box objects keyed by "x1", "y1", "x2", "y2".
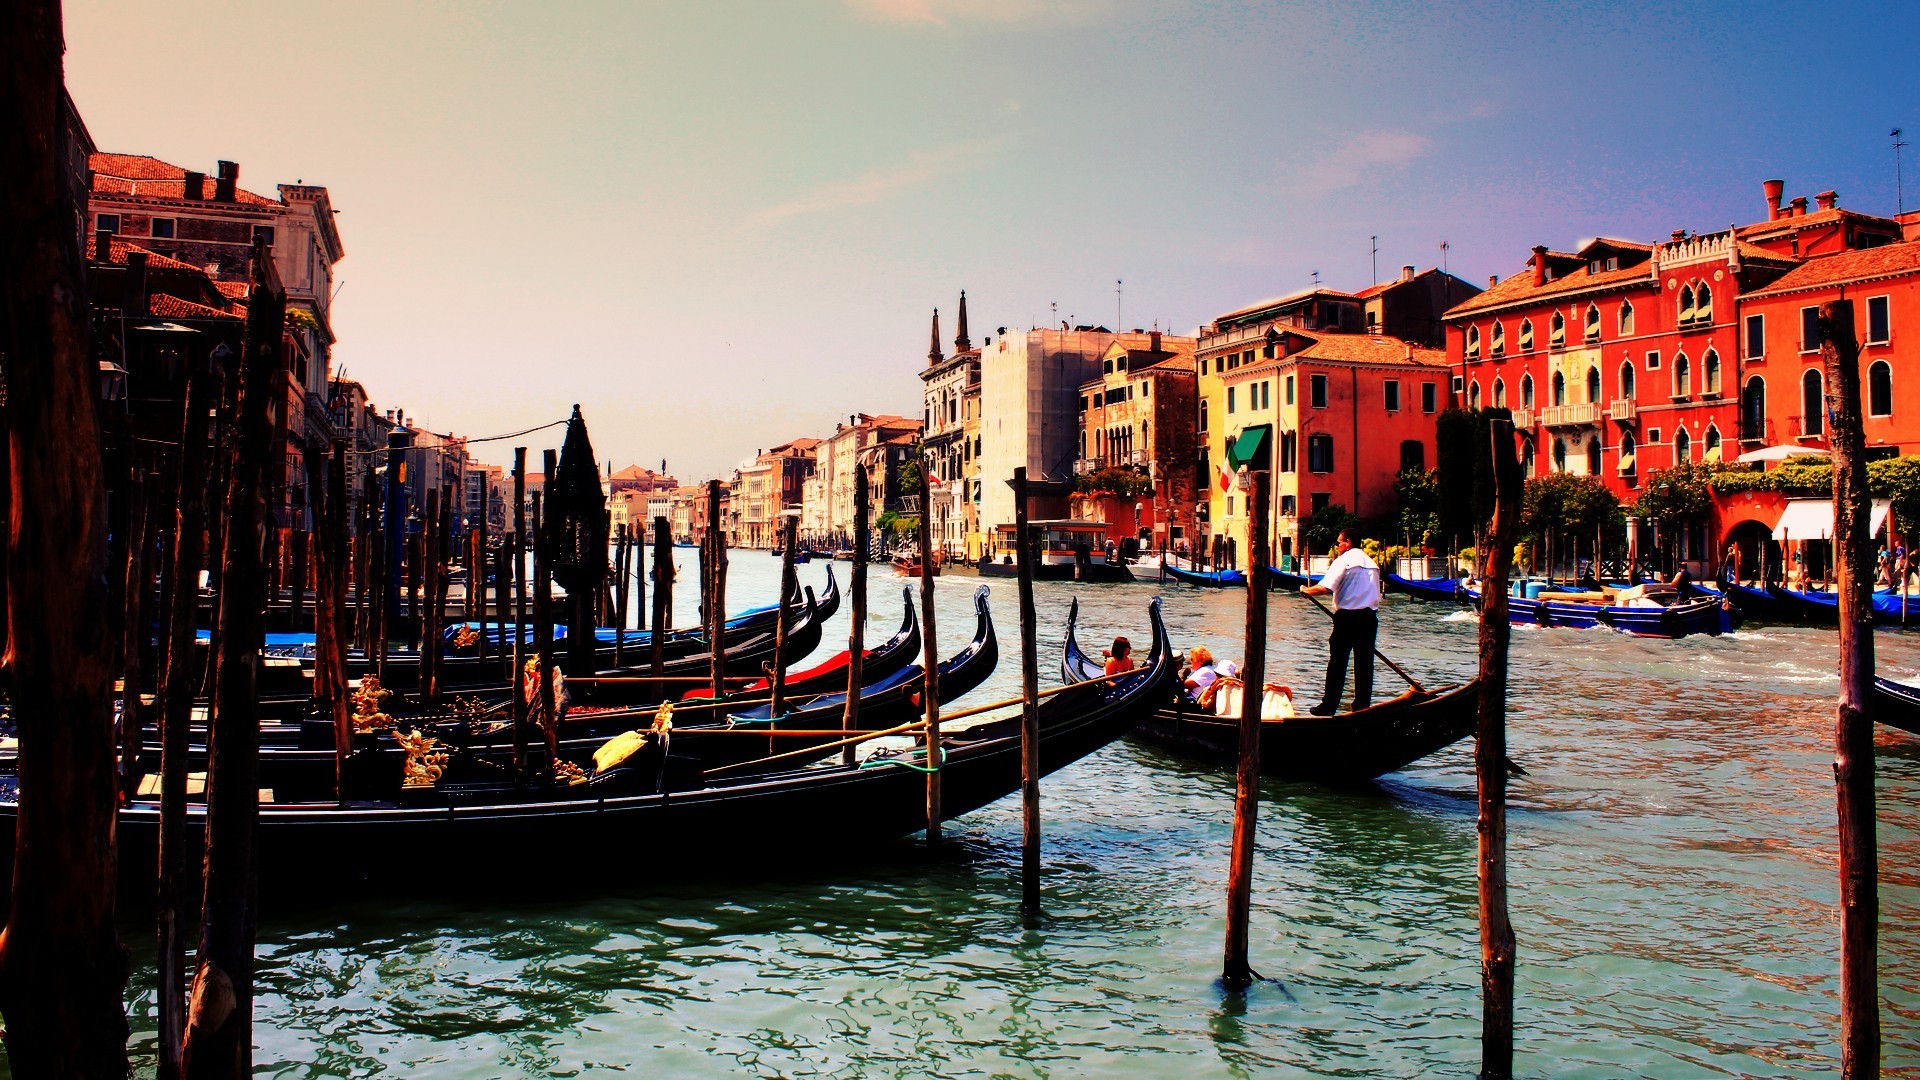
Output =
[
  {"x1": 897, "y1": 459, "x2": 923, "y2": 497},
  {"x1": 1392, "y1": 468, "x2": 1440, "y2": 546},
  {"x1": 1072, "y1": 467, "x2": 1153, "y2": 499},
  {"x1": 1629, "y1": 461, "x2": 1717, "y2": 528},
  {"x1": 876, "y1": 509, "x2": 916, "y2": 544},
  {"x1": 285, "y1": 308, "x2": 320, "y2": 332},
  {"x1": 1303, "y1": 502, "x2": 1361, "y2": 553},
  {"x1": 1520, "y1": 473, "x2": 1622, "y2": 542}
]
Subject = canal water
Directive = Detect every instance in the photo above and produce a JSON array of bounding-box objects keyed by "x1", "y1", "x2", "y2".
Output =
[{"x1": 110, "y1": 552, "x2": 1920, "y2": 1076}]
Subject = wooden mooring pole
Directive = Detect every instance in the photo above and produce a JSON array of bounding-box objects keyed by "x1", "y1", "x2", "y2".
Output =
[
  {"x1": 613, "y1": 524, "x2": 631, "y2": 666},
  {"x1": 511, "y1": 448, "x2": 528, "y2": 778},
  {"x1": 651, "y1": 515, "x2": 671, "y2": 679},
  {"x1": 1823, "y1": 298, "x2": 1880, "y2": 1076},
  {"x1": 1221, "y1": 471, "x2": 1270, "y2": 991},
  {"x1": 918, "y1": 455, "x2": 942, "y2": 843},
  {"x1": 1477, "y1": 414, "x2": 1522, "y2": 1078},
  {"x1": 843, "y1": 466, "x2": 870, "y2": 766},
  {"x1": 1014, "y1": 467, "x2": 1043, "y2": 913},
  {"x1": 707, "y1": 479, "x2": 728, "y2": 701},
  {"x1": 770, "y1": 513, "x2": 800, "y2": 749}
]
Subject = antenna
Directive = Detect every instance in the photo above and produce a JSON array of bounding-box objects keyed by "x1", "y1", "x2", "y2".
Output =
[
  {"x1": 1311, "y1": 269, "x2": 1321, "y2": 286},
  {"x1": 1370, "y1": 235, "x2": 1378, "y2": 284},
  {"x1": 1116, "y1": 278, "x2": 1123, "y2": 330},
  {"x1": 1895, "y1": 128, "x2": 1910, "y2": 216}
]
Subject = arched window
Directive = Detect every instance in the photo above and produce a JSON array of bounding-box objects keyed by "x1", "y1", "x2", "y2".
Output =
[
  {"x1": 1675, "y1": 428, "x2": 1691, "y2": 464},
  {"x1": 1549, "y1": 311, "x2": 1566, "y2": 348},
  {"x1": 1522, "y1": 439, "x2": 1536, "y2": 474},
  {"x1": 1619, "y1": 360, "x2": 1636, "y2": 400},
  {"x1": 1519, "y1": 319, "x2": 1535, "y2": 351},
  {"x1": 1466, "y1": 325, "x2": 1481, "y2": 358},
  {"x1": 1704, "y1": 424, "x2": 1722, "y2": 462},
  {"x1": 1620, "y1": 431, "x2": 1638, "y2": 480},
  {"x1": 1584, "y1": 303, "x2": 1601, "y2": 342},
  {"x1": 1742, "y1": 376, "x2": 1766, "y2": 441},
  {"x1": 1493, "y1": 377, "x2": 1507, "y2": 408},
  {"x1": 1199, "y1": 399, "x2": 1209, "y2": 432},
  {"x1": 1585, "y1": 365, "x2": 1601, "y2": 403},
  {"x1": 1469, "y1": 380, "x2": 1481, "y2": 409},
  {"x1": 1674, "y1": 351, "x2": 1691, "y2": 397},
  {"x1": 1521, "y1": 374, "x2": 1535, "y2": 408},
  {"x1": 1696, "y1": 284, "x2": 1712, "y2": 325},
  {"x1": 1870, "y1": 360, "x2": 1893, "y2": 417},
  {"x1": 1703, "y1": 348, "x2": 1721, "y2": 395},
  {"x1": 1552, "y1": 438, "x2": 1567, "y2": 472},
  {"x1": 1678, "y1": 284, "x2": 1697, "y2": 325},
  {"x1": 1491, "y1": 321, "x2": 1506, "y2": 356},
  {"x1": 1619, "y1": 299, "x2": 1635, "y2": 337},
  {"x1": 1551, "y1": 371, "x2": 1566, "y2": 406},
  {"x1": 1585, "y1": 438, "x2": 1601, "y2": 475},
  {"x1": 1802, "y1": 369, "x2": 1824, "y2": 436}
]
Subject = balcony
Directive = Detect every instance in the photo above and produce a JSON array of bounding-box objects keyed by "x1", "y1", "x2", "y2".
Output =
[
  {"x1": 1509, "y1": 408, "x2": 1533, "y2": 429},
  {"x1": 1791, "y1": 415, "x2": 1828, "y2": 441},
  {"x1": 1739, "y1": 418, "x2": 1774, "y2": 445},
  {"x1": 1540, "y1": 403, "x2": 1601, "y2": 427},
  {"x1": 1608, "y1": 399, "x2": 1636, "y2": 423}
]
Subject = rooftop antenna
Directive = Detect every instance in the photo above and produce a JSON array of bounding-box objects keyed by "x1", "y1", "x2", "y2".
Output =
[
  {"x1": 1371, "y1": 235, "x2": 1378, "y2": 284},
  {"x1": 1116, "y1": 278, "x2": 1123, "y2": 330},
  {"x1": 1895, "y1": 128, "x2": 1910, "y2": 215},
  {"x1": 1050, "y1": 300, "x2": 1058, "y2": 329},
  {"x1": 1441, "y1": 240, "x2": 1452, "y2": 309},
  {"x1": 1311, "y1": 269, "x2": 1321, "y2": 286}
]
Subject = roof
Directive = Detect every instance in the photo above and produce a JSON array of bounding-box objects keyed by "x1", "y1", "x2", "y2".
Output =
[
  {"x1": 1446, "y1": 261, "x2": 1650, "y2": 318},
  {"x1": 89, "y1": 153, "x2": 280, "y2": 207},
  {"x1": 147, "y1": 293, "x2": 237, "y2": 320},
  {"x1": 1737, "y1": 207, "x2": 1896, "y2": 240},
  {"x1": 1743, "y1": 241, "x2": 1920, "y2": 298},
  {"x1": 1218, "y1": 331, "x2": 1445, "y2": 379},
  {"x1": 1213, "y1": 287, "x2": 1358, "y2": 324},
  {"x1": 213, "y1": 280, "x2": 250, "y2": 300},
  {"x1": 85, "y1": 235, "x2": 202, "y2": 273}
]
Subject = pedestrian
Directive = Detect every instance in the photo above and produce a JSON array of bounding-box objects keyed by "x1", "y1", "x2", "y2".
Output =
[
  {"x1": 1302, "y1": 528, "x2": 1382, "y2": 716},
  {"x1": 1724, "y1": 541, "x2": 1741, "y2": 586}
]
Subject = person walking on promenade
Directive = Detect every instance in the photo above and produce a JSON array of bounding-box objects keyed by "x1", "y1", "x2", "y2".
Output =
[{"x1": 1302, "y1": 528, "x2": 1382, "y2": 716}]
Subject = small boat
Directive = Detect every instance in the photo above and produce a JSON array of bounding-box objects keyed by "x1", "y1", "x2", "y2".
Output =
[
  {"x1": 893, "y1": 555, "x2": 939, "y2": 578},
  {"x1": 1868, "y1": 677, "x2": 1920, "y2": 735},
  {"x1": 1163, "y1": 564, "x2": 1246, "y2": 588},
  {"x1": 677, "y1": 586, "x2": 920, "y2": 702},
  {"x1": 64, "y1": 598, "x2": 1167, "y2": 889},
  {"x1": 1767, "y1": 583, "x2": 1920, "y2": 628},
  {"x1": 1721, "y1": 582, "x2": 1817, "y2": 624},
  {"x1": 1385, "y1": 574, "x2": 1463, "y2": 603},
  {"x1": 1462, "y1": 583, "x2": 1734, "y2": 638},
  {"x1": 1062, "y1": 599, "x2": 1477, "y2": 781}
]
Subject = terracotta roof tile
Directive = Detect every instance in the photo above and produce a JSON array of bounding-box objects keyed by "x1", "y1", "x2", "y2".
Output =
[
  {"x1": 213, "y1": 280, "x2": 250, "y2": 300},
  {"x1": 89, "y1": 152, "x2": 279, "y2": 207},
  {"x1": 1743, "y1": 241, "x2": 1920, "y2": 297},
  {"x1": 85, "y1": 235, "x2": 202, "y2": 272},
  {"x1": 1351, "y1": 283, "x2": 1392, "y2": 300},
  {"x1": 1445, "y1": 261, "x2": 1650, "y2": 318},
  {"x1": 147, "y1": 293, "x2": 237, "y2": 320},
  {"x1": 1734, "y1": 207, "x2": 1896, "y2": 238},
  {"x1": 1219, "y1": 331, "x2": 1444, "y2": 378}
]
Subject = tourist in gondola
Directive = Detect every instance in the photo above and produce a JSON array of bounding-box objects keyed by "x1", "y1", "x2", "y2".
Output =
[
  {"x1": 1103, "y1": 636, "x2": 1135, "y2": 676},
  {"x1": 1182, "y1": 645, "x2": 1221, "y2": 704},
  {"x1": 1302, "y1": 528, "x2": 1381, "y2": 717}
]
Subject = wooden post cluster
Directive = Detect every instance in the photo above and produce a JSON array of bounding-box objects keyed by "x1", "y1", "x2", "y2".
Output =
[
  {"x1": 843, "y1": 465, "x2": 870, "y2": 766},
  {"x1": 918, "y1": 455, "x2": 942, "y2": 843},
  {"x1": 1822, "y1": 298, "x2": 1880, "y2": 1076},
  {"x1": 1013, "y1": 467, "x2": 1043, "y2": 914},
  {"x1": 512, "y1": 448, "x2": 528, "y2": 778},
  {"x1": 613, "y1": 524, "x2": 631, "y2": 667},
  {"x1": 1476, "y1": 416, "x2": 1523, "y2": 1078},
  {"x1": 1222, "y1": 471, "x2": 1270, "y2": 991}
]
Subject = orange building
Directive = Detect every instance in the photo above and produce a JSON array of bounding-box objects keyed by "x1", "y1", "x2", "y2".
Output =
[{"x1": 1072, "y1": 333, "x2": 1199, "y2": 552}]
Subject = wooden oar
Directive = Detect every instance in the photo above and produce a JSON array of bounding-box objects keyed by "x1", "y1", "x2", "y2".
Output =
[{"x1": 1296, "y1": 590, "x2": 1424, "y2": 693}]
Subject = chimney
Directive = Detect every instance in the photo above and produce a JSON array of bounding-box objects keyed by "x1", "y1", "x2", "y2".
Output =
[
  {"x1": 1149, "y1": 330, "x2": 1161, "y2": 352},
  {"x1": 214, "y1": 160, "x2": 238, "y2": 202},
  {"x1": 1400, "y1": 264, "x2": 1415, "y2": 282},
  {"x1": 183, "y1": 171, "x2": 205, "y2": 200},
  {"x1": 123, "y1": 251, "x2": 148, "y2": 317},
  {"x1": 1816, "y1": 189, "x2": 1838, "y2": 211},
  {"x1": 93, "y1": 227, "x2": 113, "y2": 262},
  {"x1": 1488, "y1": 275, "x2": 1498, "y2": 289},
  {"x1": 1531, "y1": 245, "x2": 1549, "y2": 287},
  {"x1": 1763, "y1": 179, "x2": 1784, "y2": 221},
  {"x1": 1670, "y1": 229, "x2": 1687, "y2": 242},
  {"x1": 1790, "y1": 195, "x2": 1808, "y2": 217}
]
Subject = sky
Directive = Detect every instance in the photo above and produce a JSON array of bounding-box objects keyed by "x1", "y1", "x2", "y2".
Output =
[{"x1": 64, "y1": 0, "x2": 1920, "y2": 481}]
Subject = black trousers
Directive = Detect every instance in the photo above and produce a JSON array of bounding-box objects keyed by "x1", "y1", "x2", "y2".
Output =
[{"x1": 1319, "y1": 607, "x2": 1377, "y2": 712}]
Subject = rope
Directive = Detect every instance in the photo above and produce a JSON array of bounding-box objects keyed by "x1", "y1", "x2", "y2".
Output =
[{"x1": 858, "y1": 746, "x2": 947, "y2": 773}]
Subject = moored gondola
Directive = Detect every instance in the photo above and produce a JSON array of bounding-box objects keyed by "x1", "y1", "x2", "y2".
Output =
[
  {"x1": 1384, "y1": 573, "x2": 1463, "y2": 603},
  {"x1": 1062, "y1": 599, "x2": 1477, "y2": 781},
  {"x1": 1461, "y1": 584, "x2": 1733, "y2": 638},
  {"x1": 54, "y1": 596, "x2": 1167, "y2": 889},
  {"x1": 1163, "y1": 564, "x2": 1246, "y2": 588},
  {"x1": 1869, "y1": 676, "x2": 1920, "y2": 735}
]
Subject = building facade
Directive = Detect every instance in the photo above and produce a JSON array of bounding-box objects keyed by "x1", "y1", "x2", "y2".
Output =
[
  {"x1": 1072, "y1": 333, "x2": 1199, "y2": 552},
  {"x1": 921, "y1": 296, "x2": 981, "y2": 560}
]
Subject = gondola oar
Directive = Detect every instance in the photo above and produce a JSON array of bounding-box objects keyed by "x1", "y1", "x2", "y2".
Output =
[{"x1": 1296, "y1": 590, "x2": 1424, "y2": 693}]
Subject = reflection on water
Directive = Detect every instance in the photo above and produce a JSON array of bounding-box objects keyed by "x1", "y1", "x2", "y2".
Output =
[{"x1": 99, "y1": 557, "x2": 1920, "y2": 1076}]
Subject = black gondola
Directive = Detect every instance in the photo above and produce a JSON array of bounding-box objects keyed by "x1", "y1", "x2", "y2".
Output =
[
  {"x1": 61, "y1": 598, "x2": 1168, "y2": 889},
  {"x1": 1063, "y1": 598, "x2": 1478, "y2": 782},
  {"x1": 1868, "y1": 676, "x2": 1920, "y2": 735}
]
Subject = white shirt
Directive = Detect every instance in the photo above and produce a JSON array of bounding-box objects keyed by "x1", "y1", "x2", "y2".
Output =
[
  {"x1": 1319, "y1": 547, "x2": 1382, "y2": 611},
  {"x1": 1186, "y1": 664, "x2": 1219, "y2": 701}
]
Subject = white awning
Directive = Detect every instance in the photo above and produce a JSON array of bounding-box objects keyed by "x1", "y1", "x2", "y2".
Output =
[{"x1": 1772, "y1": 498, "x2": 1891, "y2": 540}]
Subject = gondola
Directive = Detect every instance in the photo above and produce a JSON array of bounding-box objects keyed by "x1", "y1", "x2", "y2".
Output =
[
  {"x1": 1721, "y1": 581, "x2": 1819, "y2": 624},
  {"x1": 1461, "y1": 584, "x2": 1733, "y2": 638},
  {"x1": 1062, "y1": 599, "x2": 1477, "y2": 781},
  {"x1": 1163, "y1": 564, "x2": 1246, "y2": 588},
  {"x1": 675, "y1": 586, "x2": 920, "y2": 702},
  {"x1": 1766, "y1": 583, "x2": 1920, "y2": 629},
  {"x1": 1869, "y1": 676, "x2": 1920, "y2": 735},
  {"x1": 58, "y1": 597, "x2": 1166, "y2": 889},
  {"x1": 1384, "y1": 574, "x2": 1463, "y2": 603}
]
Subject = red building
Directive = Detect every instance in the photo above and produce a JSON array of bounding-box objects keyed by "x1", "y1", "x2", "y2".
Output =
[{"x1": 1072, "y1": 333, "x2": 1199, "y2": 551}]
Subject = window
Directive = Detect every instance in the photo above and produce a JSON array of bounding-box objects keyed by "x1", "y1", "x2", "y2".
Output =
[
  {"x1": 1585, "y1": 366, "x2": 1600, "y2": 403},
  {"x1": 1620, "y1": 431, "x2": 1638, "y2": 481},
  {"x1": 1551, "y1": 371, "x2": 1566, "y2": 406},
  {"x1": 1801, "y1": 306, "x2": 1821, "y2": 352},
  {"x1": 1868, "y1": 295, "x2": 1891, "y2": 345},
  {"x1": 1703, "y1": 348, "x2": 1721, "y2": 395},
  {"x1": 1400, "y1": 440, "x2": 1425, "y2": 472},
  {"x1": 1742, "y1": 377, "x2": 1767, "y2": 441},
  {"x1": 1310, "y1": 374, "x2": 1328, "y2": 409},
  {"x1": 1802, "y1": 369, "x2": 1824, "y2": 436},
  {"x1": 1745, "y1": 313, "x2": 1765, "y2": 359},
  {"x1": 1491, "y1": 321, "x2": 1506, "y2": 357},
  {"x1": 1552, "y1": 438, "x2": 1567, "y2": 472},
  {"x1": 1422, "y1": 382, "x2": 1437, "y2": 413},
  {"x1": 1227, "y1": 387, "x2": 1236, "y2": 414},
  {"x1": 1586, "y1": 438, "x2": 1600, "y2": 476},
  {"x1": 1695, "y1": 284, "x2": 1712, "y2": 325},
  {"x1": 1619, "y1": 361, "x2": 1635, "y2": 400},
  {"x1": 1673, "y1": 352, "x2": 1691, "y2": 397},
  {"x1": 1310, "y1": 492, "x2": 1330, "y2": 513},
  {"x1": 1549, "y1": 311, "x2": 1566, "y2": 348},
  {"x1": 1679, "y1": 284, "x2": 1697, "y2": 325},
  {"x1": 1278, "y1": 496, "x2": 1294, "y2": 517},
  {"x1": 1384, "y1": 380, "x2": 1401, "y2": 412},
  {"x1": 1469, "y1": 380, "x2": 1481, "y2": 409},
  {"x1": 1870, "y1": 360, "x2": 1893, "y2": 417},
  {"x1": 1674, "y1": 428, "x2": 1691, "y2": 464},
  {"x1": 1521, "y1": 374, "x2": 1535, "y2": 408},
  {"x1": 1215, "y1": 356, "x2": 1224, "y2": 373},
  {"x1": 1451, "y1": 376, "x2": 1463, "y2": 393},
  {"x1": 1618, "y1": 299, "x2": 1635, "y2": 337},
  {"x1": 1103, "y1": 359, "x2": 1113, "y2": 374},
  {"x1": 1522, "y1": 440, "x2": 1536, "y2": 474},
  {"x1": 1199, "y1": 400, "x2": 1209, "y2": 432},
  {"x1": 1117, "y1": 355, "x2": 1129, "y2": 371},
  {"x1": 150, "y1": 217, "x2": 176, "y2": 239},
  {"x1": 1519, "y1": 319, "x2": 1534, "y2": 351},
  {"x1": 96, "y1": 213, "x2": 120, "y2": 234},
  {"x1": 1648, "y1": 427, "x2": 1662, "y2": 446},
  {"x1": 1466, "y1": 325, "x2": 1481, "y2": 358},
  {"x1": 252, "y1": 225, "x2": 275, "y2": 247},
  {"x1": 1285, "y1": 375, "x2": 1296, "y2": 405},
  {"x1": 1142, "y1": 381, "x2": 1151, "y2": 398},
  {"x1": 1646, "y1": 349, "x2": 1661, "y2": 370},
  {"x1": 1307, "y1": 434, "x2": 1335, "y2": 473},
  {"x1": 1493, "y1": 378, "x2": 1506, "y2": 408},
  {"x1": 1584, "y1": 303, "x2": 1601, "y2": 342},
  {"x1": 1704, "y1": 425, "x2": 1721, "y2": 459},
  {"x1": 1279, "y1": 430, "x2": 1298, "y2": 473}
]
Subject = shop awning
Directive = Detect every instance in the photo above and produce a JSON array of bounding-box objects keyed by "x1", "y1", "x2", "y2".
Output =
[
  {"x1": 1701, "y1": 443, "x2": 1722, "y2": 464},
  {"x1": 1772, "y1": 498, "x2": 1891, "y2": 540},
  {"x1": 1227, "y1": 425, "x2": 1272, "y2": 470},
  {"x1": 1616, "y1": 451, "x2": 1636, "y2": 474}
]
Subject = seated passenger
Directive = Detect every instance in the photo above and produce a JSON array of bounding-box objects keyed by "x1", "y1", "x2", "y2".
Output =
[
  {"x1": 1103, "y1": 636, "x2": 1135, "y2": 676},
  {"x1": 1182, "y1": 645, "x2": 1220, "y2": 703}
]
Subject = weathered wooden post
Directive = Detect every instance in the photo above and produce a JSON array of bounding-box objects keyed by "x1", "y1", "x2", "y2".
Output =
[
  {"x1": 420, "y1": 490, "x2": 441, "y2": 703},
  {"x1": 118, "y1": 472, "x2": 152, "y2": 795},
  {"x1": 182, "y1": 236, "x2": 284, "y2": 1075},
  {"x1": 532, "y1": 490, "x2": 558, "y2": 774},
  {"x1": 511, "y1": 448, "x2": 528, "y2": 777},
  {"x1": 322, "y1": 441, "x2": 350, "y2": 801},
  {"x1": 770, "y1": 513, "x2": 801, "y2": 740},
  {"x1": 632, "y1": 517, "x2": 647, "y2": 633},
  {"x1": 707, "y1": 479, "x2": 728, "y2": 700},
  {"x1": 651, "y1": 516, "x2": 671, "y2": 679},
  {"x1": 842, "y1": 466, "x2": 870, "y2": 766},
  {"x1": 1823, "y1": 298, "x2": 1880, "y2": 1075},
  {"x1": 916, "y1": 455, "x2": 943, "y2": 842},
  {"x1": 1013, "y1": 468, "x2": 1043, "y2": 913},
  {"x1": 1477, "y1": 414, "x2": 1522, "y2": 1078},
  {"x1": 1222, "y1": 471, "x2": 1270, "y2": 990},
  {"x1": 613, "y1": 524, "x2": 631, "y2": 667},
  {"x1": 290, "y1": 517, "x2": 308, "y2": 633}
]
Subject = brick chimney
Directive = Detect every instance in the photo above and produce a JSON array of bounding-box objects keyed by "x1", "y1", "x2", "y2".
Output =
[
  {"x1": 1488, "y1": 275, "x2": 1498, "y2": 289},
  {"x1": 1816, "y1": 190, "x2": 1838, "y2": 211},
  {"x1": 214, "y1": 160, "x2": 238, "y2": 202},
  {"x1": 1763, "y1": 178, "x2": 1784, "y2": 221},
  {"x1": 93, "y1": 227, "x2": 113, "y2": 262},
  {"x1": 1149, "y1": 330, "x2": 1161, "y2": 352},
  {"x1": 1790, "y1": 195, "x2": 1808, "y2": 217},
  {"x1": 1531, "y1": 245, "x2": 1549, "y2": 287},
  {"x1": 1400, "y1": 264, "x2": 1415, "y2": 282},
  {"x1": 183, "y1": 171, "x2": 205, "y2": 200}
]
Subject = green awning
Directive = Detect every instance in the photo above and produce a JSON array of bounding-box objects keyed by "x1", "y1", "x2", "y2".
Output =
[{"x1": 1227, "y1": 424, "x2": 1272, "y2": 470}]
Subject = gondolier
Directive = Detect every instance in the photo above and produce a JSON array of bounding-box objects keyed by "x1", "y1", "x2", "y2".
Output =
[{"x1": 1302, "y1": 528, "x2": 1380, "y2": 716}]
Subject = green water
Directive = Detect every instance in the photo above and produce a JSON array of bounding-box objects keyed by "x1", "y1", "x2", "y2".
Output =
[{"x1": 108, "y1": 556, "x2": 1920, "y2": 1076}]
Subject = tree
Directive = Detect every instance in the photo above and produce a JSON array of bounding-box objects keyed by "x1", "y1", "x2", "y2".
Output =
[
  {"x1": 1303, "y1": 502, "x2": 1361, "y2": 553},
  {"x1": 1393, "y1": 467, "x2": 1440, "y2": 547},
  {"x1": 1630, "y1": 461, "x2": 1715, "y2": 534},
  {"x1": 1520, "y1": 474, "x2": 1622, "y2": 563},
  {"x1": 1073, "y1": 467, "x2": 1152, "y2": 499}
]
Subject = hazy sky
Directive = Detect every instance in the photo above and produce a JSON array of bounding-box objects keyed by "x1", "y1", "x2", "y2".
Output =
[{"x1": 65, "y1": 0, "x2": 1920, "y2": 480}]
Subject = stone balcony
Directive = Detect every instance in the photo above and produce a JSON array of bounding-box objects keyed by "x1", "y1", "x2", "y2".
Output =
[
  {"x1": 1509, "y1": 408, "x2": 1533, "y2": 429},
  {"x1": 1540, "y1": 403, "x2": 1601, "y2": 427},
  {"x1": 1608, "y1": 399, "x2": 1636, "y2": 423}
]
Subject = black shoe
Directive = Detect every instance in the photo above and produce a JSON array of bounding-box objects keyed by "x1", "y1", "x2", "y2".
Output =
[{"x1": 1307, "y1": 703, "x2": 1338, "y2": 717}]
